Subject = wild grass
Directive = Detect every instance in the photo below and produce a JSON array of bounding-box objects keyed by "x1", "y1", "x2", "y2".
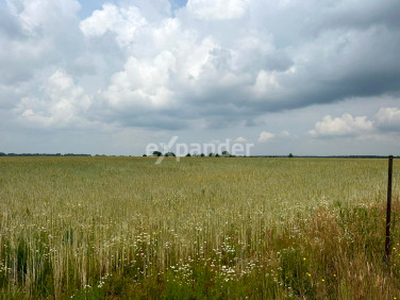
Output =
[{"x1": 0, "y1": 157, "x2": 399, "y2": 299}]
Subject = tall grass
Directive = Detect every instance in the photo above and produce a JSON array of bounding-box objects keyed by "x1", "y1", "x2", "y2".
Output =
[{"x1": 0, "y1": 157, "x2": 399, "y2": 299}]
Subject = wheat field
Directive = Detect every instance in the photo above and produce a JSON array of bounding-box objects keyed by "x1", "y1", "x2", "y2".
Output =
[{"x1": 0, "y1": 156, "x2": 399, "y2": 299}]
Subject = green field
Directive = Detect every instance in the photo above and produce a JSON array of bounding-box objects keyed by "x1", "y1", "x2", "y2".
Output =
[{"x1": 0, "y1": 157, "x2": 399, "y2": 299}]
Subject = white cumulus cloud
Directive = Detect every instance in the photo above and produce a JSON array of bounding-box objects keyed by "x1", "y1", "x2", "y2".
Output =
[
  {"x1": 374, "y1": 107, "x2": 400, "y2": 131},
  {"x1": 80, "y1": 4, "x2": 147, "y2": 47},
  {"x1": 16, "y1": 70, "x2": 93, "y2": 128},
  {"x1": 234, "y1": 136, "x2": 247, "y2": 142},
  {"x1": 186, "y1": 0, "x2": 249, "y2": 20},
  {"x1": 7, "y1": 0, "x2": 81, "y2": 31},
  {"x1": 102, "y1": 52, "x2": 176, "y2": 109},
  {"x1": 258, "y1": 131, "x2": 275, "y2": 142},
  {"x1": 309, "y1": 113, "x2": 373, "y2": 138}
]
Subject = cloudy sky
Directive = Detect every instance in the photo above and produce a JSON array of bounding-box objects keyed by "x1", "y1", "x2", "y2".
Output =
[{"x1": 1, "y1": 0, "x2": 400, "y2": 156}]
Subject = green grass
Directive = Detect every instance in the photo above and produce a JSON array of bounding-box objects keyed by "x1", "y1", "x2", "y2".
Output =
[{"x1": 0, "y1": 157, "x2": 399, "y2": 299}]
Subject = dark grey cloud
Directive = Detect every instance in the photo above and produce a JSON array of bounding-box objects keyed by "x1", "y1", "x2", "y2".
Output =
[{"x1": 312, "y1": 1, "x2": 400, "y2": 33}]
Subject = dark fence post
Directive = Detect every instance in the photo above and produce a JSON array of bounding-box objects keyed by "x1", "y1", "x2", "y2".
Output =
[{"x1": 385, "y1": 155, "x2": 393, "y2": 263}]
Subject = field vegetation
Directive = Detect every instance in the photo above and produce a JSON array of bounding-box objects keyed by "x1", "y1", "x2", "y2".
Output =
[{"x1": 0, "y1": 157, "x2": 399, "y2": 299}]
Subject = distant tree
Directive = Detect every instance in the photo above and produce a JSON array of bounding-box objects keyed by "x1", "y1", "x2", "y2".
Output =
[
  {"x1": 215, "y1": 153, "x2": 220, "y2": 157},
  {"x1": 186, "y1": 153, "x2": 191, "y2": 157},
  {"x1": 165, "y1": 152, "x2": 176, "y2": 157},
  {"x1": 288, "y1": 153, "x2": 294, "y2": 158},
  {"x1": 142, "y1": 154, "x2": 147, "y2": 157},
  {"x1": 200, "y1": 153, "x2": 205, "y2": 157},
  {"x1": 153, "y1": 151, "x2": 162, "y2": 157},
  {"x1": 221, "y1": 150, "x2": 230, "y2": 157},
  {"x1": 208, "y1": 153, "x2": 213, "y2": 157},
  {"x1": 0, "y1": 152, "x2": 5, "y2": 156}
]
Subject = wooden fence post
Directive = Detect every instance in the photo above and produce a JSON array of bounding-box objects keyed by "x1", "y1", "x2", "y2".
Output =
[{"x1": 385, "y1": 155, "x2": 393, "y2": 263}]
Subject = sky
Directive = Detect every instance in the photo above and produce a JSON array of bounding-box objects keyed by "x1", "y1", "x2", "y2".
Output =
[{"x1": 0, "y1": 0, "x2": 400, "y2": 156}]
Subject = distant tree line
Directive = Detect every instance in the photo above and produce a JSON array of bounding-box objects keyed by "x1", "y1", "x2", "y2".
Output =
[
  {"x1": 150, "y1": 150, "x2": 241, "y2": 157},
  {"x1": 145, "y1": 152, "x2": 397, "y2": 159},
  {"x1": 1, "y1": 152, "x2": 396, "y2": 159},
  {"x1": 147, "y1": 151, "x2": 293, "y2": 158},
  {"x1": 0, "y1": 152, "x2": 91, "y2": 157}
]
